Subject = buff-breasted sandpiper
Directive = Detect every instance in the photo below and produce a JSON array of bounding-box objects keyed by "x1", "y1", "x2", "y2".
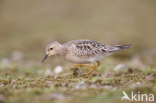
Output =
[{"x1": 42, "y1": 39, "x2": 131, "y2": 74}]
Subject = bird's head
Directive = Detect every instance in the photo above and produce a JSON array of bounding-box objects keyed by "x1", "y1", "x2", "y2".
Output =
[{"x1": 42, "y1": 42, "x2": 62, "y2": 63}]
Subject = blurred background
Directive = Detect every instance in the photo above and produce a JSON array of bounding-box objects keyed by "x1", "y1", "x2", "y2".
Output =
[
  {"x1": 0, "y1": 0, "x2": 156, "y2": 74},
  {"x1": 0, "y1": 1, "x2": 156, "y2": 103}
]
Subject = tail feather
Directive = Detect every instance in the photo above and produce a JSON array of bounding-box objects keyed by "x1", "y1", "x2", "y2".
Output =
[{"x1": 108, "y1": 44, "x2": 131, "y2": 53}]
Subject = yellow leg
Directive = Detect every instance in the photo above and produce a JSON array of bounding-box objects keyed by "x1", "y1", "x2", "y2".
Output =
[
  {"x1": 72, "y1": 61, "x2": 101, "y2": 75},
  {"x1": 72, "y1": 64, "x2": 95, "y2": 69},
  {"x1": 88, "y1": 61, "x2": 100, "y2": 75}
]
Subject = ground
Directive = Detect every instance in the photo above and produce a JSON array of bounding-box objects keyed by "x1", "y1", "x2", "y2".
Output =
[
  {"x1": 0, "y1": 0, "x2": 156, "y2": 103},
  {"x1": 0, "y1": 62, "x2": 156, "y2": 103}
]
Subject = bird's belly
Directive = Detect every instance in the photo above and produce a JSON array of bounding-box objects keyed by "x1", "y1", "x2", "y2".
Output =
[
  {"x1": 65, "y1": 55, "x2": 92, "y2": 64},
  {"x1": 68, "y1": 53, "x2": 113, "y2": 64},
  {"x1": 60, "y1": 51, "x2": 113, "y2": 64}
]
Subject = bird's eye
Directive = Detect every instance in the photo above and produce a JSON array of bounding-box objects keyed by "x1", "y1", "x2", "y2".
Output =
[{"x1": 50, "y1": 47, "x2": 53, "y2": 50}]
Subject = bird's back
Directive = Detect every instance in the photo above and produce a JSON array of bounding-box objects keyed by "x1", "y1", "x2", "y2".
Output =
[{"x1": 61, "y1": 39, "x2": 131, "y2": 63}]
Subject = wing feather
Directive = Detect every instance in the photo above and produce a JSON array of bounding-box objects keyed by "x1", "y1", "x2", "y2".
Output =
[{"x1": 69, "y1": 40, "x2": 107, "y2": 58}]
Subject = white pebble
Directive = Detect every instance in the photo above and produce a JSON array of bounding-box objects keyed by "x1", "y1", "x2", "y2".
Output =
[
  {"x1": 136, "y1": 82, "x2": 141, "y2": 84},
  {"x1": 11, "y1": 80, "x2": 16, "y2": 84},
  {"x1": 1, "y1": 58, "x2": 10, "y2": 67},
  {"x1": 53, "y1": 65, "x2": 63, "y2": 74},
  {"x1": 114, "y1": 63, "x2": 128, "y2": 71}
]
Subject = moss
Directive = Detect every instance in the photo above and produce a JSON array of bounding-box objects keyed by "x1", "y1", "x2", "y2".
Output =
[{"x1": 0, "y1": 67, "x2": 156, "y2": 103}]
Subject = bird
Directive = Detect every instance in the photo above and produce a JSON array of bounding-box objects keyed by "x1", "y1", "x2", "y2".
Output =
[{"x1": 42, "y1": 39, "x2": 131, "y2": 75}]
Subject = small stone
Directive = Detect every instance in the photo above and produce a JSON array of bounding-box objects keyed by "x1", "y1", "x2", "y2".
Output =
[
  {"x1": 53, "y1": 65, "x2": 63, "y2": 74},
  {"x1": 114, "y1": 63, "x2": 128, "y2": 71},
  {"x1": 11, "y1": 80, "x2": 16, "y2": 84},
  {"x1": 1, "y1": 58, "x2": 10, "y2": 67},
  {"x1": 54, "y1": 76, "x2": 59, "y2": 79},
  {"x1": 136, "y1": 82, "x2": 141, "y2": 84}
]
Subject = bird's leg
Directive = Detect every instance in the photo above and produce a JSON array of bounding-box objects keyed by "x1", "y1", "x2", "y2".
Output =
[
  {"x1": 72, "y1": 64, "x2": 95, "y2": 69},
  {"x1": 72, "y1": 61, "x2": 100, "y2": 74},
  {"x1": 72, "y1": 64, "x2": 95, "y2": 75},
  {"x1": 72, "y1": 64, "x2": 82, "y2": 68},
  {"x1": 97, "y1": 61, "x2": 101, "y2": 67},
  {"x1": 88, "y1": 61, "x2": 100, "y2": 75}
]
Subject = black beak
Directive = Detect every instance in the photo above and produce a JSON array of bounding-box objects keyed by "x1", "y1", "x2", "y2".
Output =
[{"x1": 41, "y1": 54, "x2": 48, "y2": 63}]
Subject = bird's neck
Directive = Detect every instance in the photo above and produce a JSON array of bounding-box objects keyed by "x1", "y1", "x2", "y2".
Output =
[
  {"x1": 56, "y1": 44, "x2": 62, "y2": 54},
  {"x1": 58, "y1": 46, "x2": 66, "y2": 60}
]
